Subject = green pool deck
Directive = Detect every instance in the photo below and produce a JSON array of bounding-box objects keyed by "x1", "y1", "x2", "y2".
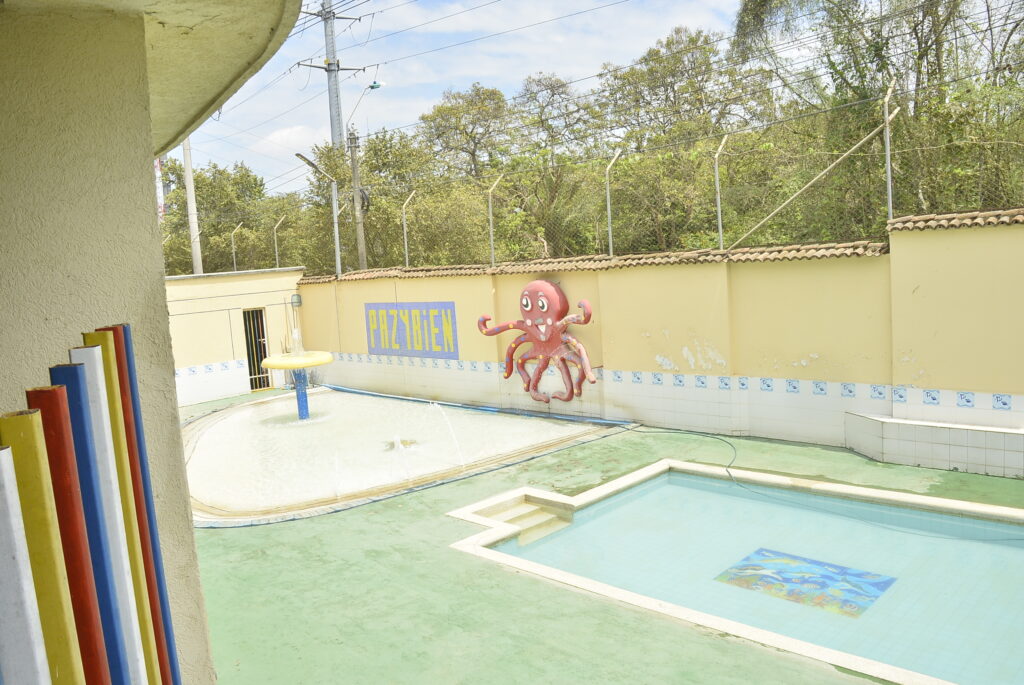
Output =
[
  {"x1": 177, "y1": 388, "x2": 291, "y2": 424},
  {"x1": 191, "y1": 395, "x2": 1023, "y2": 684}
]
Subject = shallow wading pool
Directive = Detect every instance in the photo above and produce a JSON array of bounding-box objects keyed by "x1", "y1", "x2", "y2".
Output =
[
  {"x1": 450, "y1": 462, "x2": 1024, "y2": 685},
  {"x1": 185, "y1": 388, "x2": 608, "y2": 526}
]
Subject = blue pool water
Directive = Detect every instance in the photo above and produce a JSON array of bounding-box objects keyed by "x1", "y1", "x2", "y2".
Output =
[{"x1": 494, "y1": 472, "x2": 1024, "y2": 684}]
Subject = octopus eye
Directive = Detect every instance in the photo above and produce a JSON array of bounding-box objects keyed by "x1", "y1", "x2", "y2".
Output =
[
  {"x1": 537, "y1": 298, "x2": 548, "y2": 312},
  {"x1": 521, "y1": 295, "x2": 532, "y2": 311}
]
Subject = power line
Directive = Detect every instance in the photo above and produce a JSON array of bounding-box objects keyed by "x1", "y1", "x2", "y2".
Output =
[
  {"x1": 228, "y1": 0, "x2": 421, "y2": 116},
  {"x1": 373, "y1": 0, "x2": 635, "y2": 66},
  {"x1": 335, "y1": 0, "x2": 507, "y2": 53}
]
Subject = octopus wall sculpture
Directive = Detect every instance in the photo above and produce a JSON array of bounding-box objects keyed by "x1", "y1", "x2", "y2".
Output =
[{"x1": 478, "y1": 279, "x2": 596, "y2": 403}]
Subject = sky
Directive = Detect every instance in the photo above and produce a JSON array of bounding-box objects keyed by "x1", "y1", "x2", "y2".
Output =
[{"x1": 167, "y1": 0, "x2": 740, "y2": 195}]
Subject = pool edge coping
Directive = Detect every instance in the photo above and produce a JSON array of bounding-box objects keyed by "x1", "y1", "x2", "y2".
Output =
[{"x1": 447, "y1": 459, "x2": 1024, "y2": 685}]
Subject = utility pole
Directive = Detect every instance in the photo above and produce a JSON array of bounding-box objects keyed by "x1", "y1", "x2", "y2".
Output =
[
  {"x1": 182, "y1": 136, "x2": 203, "y2": 274},
  {"x1": 299, "y1": 2, "x2": 362, "y2": 148},
  {"x1": 348, "y1": 128, "x2": 368, "y2": 270},
  {"x1": 322, "y1": 0, "x2": 344, "y2": 146}
]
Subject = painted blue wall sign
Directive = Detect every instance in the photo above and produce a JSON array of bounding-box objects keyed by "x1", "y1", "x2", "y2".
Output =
[{"x1": 365, "y1": 301, "x2": 459, "y2": 359}]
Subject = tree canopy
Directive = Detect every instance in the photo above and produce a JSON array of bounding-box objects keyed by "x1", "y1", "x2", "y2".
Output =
[{"x1": 164, "y1": 0, "x2": 1024, "y2": 275}]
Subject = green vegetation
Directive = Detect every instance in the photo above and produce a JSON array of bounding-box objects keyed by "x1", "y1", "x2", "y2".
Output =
[{"x1": 163, "y1": 0, "x2": 1024, "y2": 275}]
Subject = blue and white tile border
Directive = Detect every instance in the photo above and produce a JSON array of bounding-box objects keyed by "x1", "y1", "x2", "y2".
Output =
[
  {"x1": 317, "y1": 352, "x2": 1024, "y2": 478},
  {"x1": 174, "y1": 358, "x2": 250, "y2": 406}
]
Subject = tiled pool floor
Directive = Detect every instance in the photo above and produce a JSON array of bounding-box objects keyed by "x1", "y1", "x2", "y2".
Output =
[{"x1": 191, "y1": 395, "x2": 1024, "y2": 684}]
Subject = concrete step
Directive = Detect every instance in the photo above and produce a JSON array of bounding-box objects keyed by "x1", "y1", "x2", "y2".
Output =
[
  {"x1": 518, "y1": 516, "x2": 571, "y2": 545},
  {"x1": 508, "y1": 508, "x2": 556, "y2": 529},
  {"x1": 488, "y1": 501, "x2": 539, "y2": 523}
]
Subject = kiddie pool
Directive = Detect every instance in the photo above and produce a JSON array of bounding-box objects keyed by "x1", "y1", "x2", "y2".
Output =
[{"x1": 185, "y1": 388, "x2": 610, "y2": 527}]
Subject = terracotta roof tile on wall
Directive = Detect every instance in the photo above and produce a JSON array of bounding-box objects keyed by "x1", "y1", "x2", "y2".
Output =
[
  {"x1": 887, "y1": 208, "x2": 1024, "y2": 232},
  {"x1": 297, "y1": 240, "x2": 888, "y2": 285}
]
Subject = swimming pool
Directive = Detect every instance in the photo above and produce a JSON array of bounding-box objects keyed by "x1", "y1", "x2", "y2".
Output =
[{"x1": 451, "y1": 462, "x2": 1024, "y2": 684}]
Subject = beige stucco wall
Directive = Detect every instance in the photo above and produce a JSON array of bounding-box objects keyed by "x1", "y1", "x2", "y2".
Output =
[
  {"x1": 166, "y1": 268, "x2": 304, "y2": 368},
  {"x1": 295, "y1": 282, "x2": 343, "y2": 353},
  {"x1": 729, "y1": 257, "x2": 892, "y2": 383},
  {"x1": 890, "y1": 226, "x2": 1024, "y2": 393},
  {"x1": 0, "y1": 10, "x2": 214, "y2": 683},
  {"x1": 300, "y1": 257, "x2": 893, "y2": 385},
  {"x1": 598, "y1": 265, "x2": 728, "y2": 374}
]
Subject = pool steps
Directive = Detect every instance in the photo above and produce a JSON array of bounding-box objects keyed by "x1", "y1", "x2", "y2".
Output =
[{"x1": 479, "y1": 498, "x2": 570, "y2": 545}]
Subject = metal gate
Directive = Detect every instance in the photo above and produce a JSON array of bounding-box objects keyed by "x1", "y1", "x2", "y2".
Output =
[{"x1": 243, "y1": 308, "x2": 270, "y2": 390}]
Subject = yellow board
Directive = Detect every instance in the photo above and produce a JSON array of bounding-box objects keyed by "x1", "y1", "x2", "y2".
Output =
[
  {"x1": 260, "y1": 350, "x2": 334, "y2": 370},
  {"x1": 83, "y1": 330, "x2": 163, "y2": 685},
  {"x1": 0, "y1": 410, "x2": 86, "y2": 684}
]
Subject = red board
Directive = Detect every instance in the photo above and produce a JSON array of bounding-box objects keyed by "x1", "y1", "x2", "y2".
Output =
[
  {"x1": 26, "y1": 385, "x2": 113, "y2": 685},
  {"x1": 97, "y1": 325, "x2": 173, "y2": 685}
]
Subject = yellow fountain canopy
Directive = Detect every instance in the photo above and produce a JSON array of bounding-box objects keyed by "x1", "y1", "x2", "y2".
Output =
[{"x1": 260, "y1": 351, "x2": 334, "y2": 370}]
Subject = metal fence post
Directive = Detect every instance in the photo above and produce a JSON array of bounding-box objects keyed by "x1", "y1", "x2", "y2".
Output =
[
  {"x1": 402, "y1": 189, "x2": 416, "y2": 267},
  {"x1": 487, "y1": 174, "x2": 504, "y2": 266},
  {"x1": 230, "y1": 222, "x2": 243, "y2": 271},
  {"x1": 271, "y1": 215, "x2": 286, "y2": 268},
  {"x1": 714, "y1": 135, "x2": 729, "y2": 249},
  {"x1": 883, "y1": 79, "x2": 896, "y2": 220},
  {"x1": 605, "y1": 150, "x2": 622, "y2": 257}
]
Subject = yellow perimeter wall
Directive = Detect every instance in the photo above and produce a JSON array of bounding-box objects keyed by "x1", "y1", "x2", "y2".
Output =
[
  {"x1": 299, "y1": 257, "x2": 893, "y2": 384},
  {"x1": 296, "y1": 223, "x2": 1024, "y2": 395},
  {"x1": 890, "y1": 226, "x2": 1024, "y2": 393}
]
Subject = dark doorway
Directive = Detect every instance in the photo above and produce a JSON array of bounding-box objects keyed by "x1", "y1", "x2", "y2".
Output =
[{"x1": 243, "y1": 308, "x2": 270, "y2": 390}]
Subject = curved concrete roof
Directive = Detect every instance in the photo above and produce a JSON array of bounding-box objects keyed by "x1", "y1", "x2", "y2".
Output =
[
  {"x1": 145, "y1": 0, "x2": 301, "y2": 155},
  {"x1": 11, "y1": 0, "x2": 301, "y2": 154}
]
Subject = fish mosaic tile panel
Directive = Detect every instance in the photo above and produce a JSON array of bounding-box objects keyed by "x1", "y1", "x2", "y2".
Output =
[{"x1": 715, "y1": 548, "x2": 896, "y2": 618}]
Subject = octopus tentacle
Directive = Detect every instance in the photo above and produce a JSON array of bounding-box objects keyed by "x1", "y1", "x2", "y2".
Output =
[
  {"x1": 478, "y1": 315, "x2": 527, "y2": 336},
  {"x1": 557, "y1": 299, "x2": 592, "y2": 327},
  {"x1": 562, "y1": 353, "x2": 589, "y2": 397},
  {"x1": 562, "y1": 334, "x2": 596, "y2": 383},
  {"x1": 550, "y1": 358, "x2": 575, "y2": 402},
  {"x1": 516, "y1": 351, "x2": 538, "y2": 389},
  {"x1": 502, "y1": 335, "x2": 528, "y2": 378},
  {"x1": 528, "y1": 356, "x2": 553, "y2": 403}
]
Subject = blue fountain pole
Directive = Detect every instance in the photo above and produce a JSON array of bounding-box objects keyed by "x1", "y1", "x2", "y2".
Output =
[{"x1": 294, "y1": 368, "x2": 310, "y2": 420}]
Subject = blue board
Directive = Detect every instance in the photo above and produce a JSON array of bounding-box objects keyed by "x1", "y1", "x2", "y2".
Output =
[
  {"x1": 120, "y1": 325, "x2": 182, "y2": 685},
  {"x1": 50, "y1": 363, "x2": 132, "y2": 684},
  {"x1": 364, "y1": 301, "x2": 459, "y2": 359}
]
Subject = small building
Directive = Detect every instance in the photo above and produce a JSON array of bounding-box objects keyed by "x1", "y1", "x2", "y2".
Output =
[{"x1": 167, "y1": 267, "x2": 305, "y2": 405}]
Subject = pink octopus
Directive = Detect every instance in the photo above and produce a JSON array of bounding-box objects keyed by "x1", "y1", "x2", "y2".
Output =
[{"x1": 478, "y1": 279, "x2": 596, "y2": 403}]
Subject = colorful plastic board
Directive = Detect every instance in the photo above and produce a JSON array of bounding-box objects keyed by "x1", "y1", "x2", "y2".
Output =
[
  {"x1": 51, "y1": 364, "x2": 132, "y2": 685},
  {"x1": 119, "y1": 324, "x2": 183, "y2": 685},
  {"x1": 0, "y1": 410, "x2": 86, "y2": 684},
  {"x1": 70, "y1": 345, "x2": 148, "y2": 685},
  {"x1": 97, "y1": 325, "x2": 173, "y2": 685},
  {"x1": 26, "y1": 385, "x2": 112, "y2": 685},
  {"x1": 0, "y1": 445, "x2": 51, "y2": 685},
  {"x1": 83, "y1": 330, "x2": 162, "y2": 685}
]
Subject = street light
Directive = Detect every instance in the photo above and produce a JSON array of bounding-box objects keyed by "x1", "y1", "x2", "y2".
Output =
[{"x1": 296, "y1": 153, "x2": 342, "y2": 275}]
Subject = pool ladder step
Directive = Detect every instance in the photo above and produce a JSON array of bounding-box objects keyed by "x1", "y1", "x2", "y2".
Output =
[{"x1": 490, "y1": 501, "x2": 570, "y2": 545}]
